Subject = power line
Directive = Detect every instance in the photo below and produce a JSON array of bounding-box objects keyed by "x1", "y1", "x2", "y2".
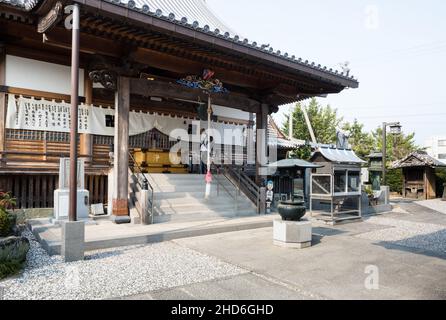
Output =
[
  {"x1": 352, "y1": 39, "x2": 446, "y2": 64},
  {"x1": 339, "y1": 101, "x2": 446, "y2": 111}
]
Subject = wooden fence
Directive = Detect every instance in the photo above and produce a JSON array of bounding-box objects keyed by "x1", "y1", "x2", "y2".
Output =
[{"x1": 0, "y1": 174, "x2": 108, "y2": 209}]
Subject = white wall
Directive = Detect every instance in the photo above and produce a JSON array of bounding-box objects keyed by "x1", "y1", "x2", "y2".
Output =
[
  {"x1": 213, "y1": 105, "x2": 250, "y2": 121},
  {"x1": 5, "y1": 55, "x2": 84, "y2": 96},
  {"x1": 424, "y1": 136, "x2": 446, "y2": 163}
]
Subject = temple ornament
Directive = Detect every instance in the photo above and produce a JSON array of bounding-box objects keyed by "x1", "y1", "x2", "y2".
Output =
[
  {"x1": 37, "y1": 1, "x2": 63, "y2": 34},
  {"x1": 89, "y1": 70, "x2": 118, "y2": 90},
  {"x1": 177, "y1": 69, "x2": 228, "y2": 94}
]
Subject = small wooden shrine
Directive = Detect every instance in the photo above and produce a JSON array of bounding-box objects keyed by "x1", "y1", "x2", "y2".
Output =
[
  {"x1": 392, "y1": 151, "x2": 446, "y2": 200},
  {"x1": 309, "y1": 146, "x2": 366, "y2": 223}
]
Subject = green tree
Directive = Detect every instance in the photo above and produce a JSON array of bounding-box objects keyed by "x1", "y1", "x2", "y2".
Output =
[
  {"x1": 342, "y1": 119, "x2": 375, "y2": 158},
  {"x1": 371, "y1": 127, "x2": 418, "y2": 163},
  {"x1": 283, "y1": 98, "x2": 342, "y2": 145}
]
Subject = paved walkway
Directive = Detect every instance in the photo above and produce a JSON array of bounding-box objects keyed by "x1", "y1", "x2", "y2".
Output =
[
  {"x1": 416, "y1": 199, "x2": 446, "y2": 215},
  {"x1": 131, "y1": 205, "x2": 446, "y2": 300},
  {"x1": 28, "y1": 215, "x2": 277, "y2": 255},
  {"x1": 4, "y1": 205, "x2": 446, "y2": 300}
]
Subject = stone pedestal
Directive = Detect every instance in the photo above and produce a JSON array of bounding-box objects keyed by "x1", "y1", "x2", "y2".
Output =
[
  {"x1": 61, "y1": 221, "x2": 85, "y2": 262},
  {"x1": 273, "y1": 219, "x2": 312, "y2": 249},
  {"x1": 54, "y1": 189, "x2": 90, "y2": 221},
  {"x1": 53, "y1": 158, "x2": 90, "y2": 222}
]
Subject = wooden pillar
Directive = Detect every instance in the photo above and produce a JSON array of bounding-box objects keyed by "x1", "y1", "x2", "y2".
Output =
[
  {"x1": 112, "y1": 77, "x2": 130, "y2": 218},
  {"x1": 0, "y1": 43, "x2": 5, "y2": 166},
  {"x1": 256, "y1": 104, "x2": 269, "y2": 185},
  {"x1": 80, "y1": 74, "x2": 93, "y2": 166}
]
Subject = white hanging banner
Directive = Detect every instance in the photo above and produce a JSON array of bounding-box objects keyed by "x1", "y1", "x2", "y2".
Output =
[
  {"x1": 6, "y1": 94, "x2": 113, "y2": 135},
  {"x1": 6, "y1": 94, "x2": 247, "y2": 145}
]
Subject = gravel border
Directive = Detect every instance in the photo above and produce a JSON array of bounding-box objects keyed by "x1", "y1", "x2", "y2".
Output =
[
  {"x1": 358, "y1": 216, "x2": 446, "y2": 255},
  {"x1": 0, "y1": 230, "x2": 247, "y2": 300}
]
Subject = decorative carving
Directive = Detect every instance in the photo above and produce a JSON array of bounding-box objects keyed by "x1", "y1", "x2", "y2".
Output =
[
  {"x1": 37, "y1": 1, "x2": 63, "y2": 34},
  {"x1": 89, "y1": 70, "x2": 118, "y2": 90}
]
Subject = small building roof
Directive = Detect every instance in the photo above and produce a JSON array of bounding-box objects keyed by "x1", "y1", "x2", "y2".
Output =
[
  {"x1": 391, "y1": 151, "x2": 446, "y2": 169},
  {"x1": 367, "y1": 152, "x2": 383, "y2": 159},
  {"x1": 268, "y1": 159, "x2": 322, "y2": 169},
  {"x1": 313, "y1": 147, "x2": 367, "y2": 165},
  {"x1": 268, "y1": 116, "x2": 305, "y2": 150}
]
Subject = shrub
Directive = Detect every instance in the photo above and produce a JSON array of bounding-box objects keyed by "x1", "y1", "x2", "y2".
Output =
[
  {"x1": 0, "y1": 260, "x2": 23, "y2": 280},
  {"x1": 436, "y1": 169, "x2": 446, "y2": 198},
  {"x1": 386, "y1": 169, "x2": 403, "y2": 193},
  {"x1": 0, "y1": 209, "x2": 13, "y2": 237},
  {"x1": 0, "y1": 193, "x2": 17, "y2": 237}
]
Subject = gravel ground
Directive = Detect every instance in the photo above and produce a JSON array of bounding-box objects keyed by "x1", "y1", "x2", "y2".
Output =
[
  {"x1": 358, "y1": 216, "x2": 446, "y2": 255},
  {"x1": 0, "y1": 230, "x2": 247, "y2": 300}
]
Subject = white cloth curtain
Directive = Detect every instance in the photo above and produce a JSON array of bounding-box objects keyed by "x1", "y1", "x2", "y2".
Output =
[{"x1": 6, "y1": 94, "x2": 247, "y2": 146}]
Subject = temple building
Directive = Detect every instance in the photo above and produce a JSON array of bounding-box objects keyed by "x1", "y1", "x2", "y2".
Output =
[{"x1": 0, "y1": 0, "x2": 358, "y2": 221}]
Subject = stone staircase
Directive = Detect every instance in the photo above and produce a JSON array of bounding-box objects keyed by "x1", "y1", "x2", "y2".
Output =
[{"x1": 145, "y1": 174, "x2": 258, "y2": 223}]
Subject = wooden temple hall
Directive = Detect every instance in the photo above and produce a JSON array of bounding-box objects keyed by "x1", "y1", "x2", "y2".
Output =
[{"x1": 0, "y1": 0, "x2": 358, "y2": 221}]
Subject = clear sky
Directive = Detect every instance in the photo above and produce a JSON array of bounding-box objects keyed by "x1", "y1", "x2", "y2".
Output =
[{"x1": 206, "y1": 0, "x2": 446, "y2": 145}]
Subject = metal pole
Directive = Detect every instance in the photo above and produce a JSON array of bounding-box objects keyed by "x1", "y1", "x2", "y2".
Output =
[
  {"x1": 382, "y1": 122, "x2": 387, "y2": 187},
  {"x1": 205, "y1": 94, "x2": 212, "y2": 199},
  {"x1": 207, "y1": 95, "x2": 211, "y2": 174},
  {"x1": 69, "y1": 4, "x2": 80, "y2": 222}
]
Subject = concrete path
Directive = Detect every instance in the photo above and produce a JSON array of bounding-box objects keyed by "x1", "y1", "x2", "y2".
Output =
[
  {"x1": 126, "y1": 208, "x2": 446, "y2": 300},
  {"x1": 416, "y1": 199, "x2": 446, "y2": 215},
  {"x1": 28, "y1": 214, "x2": 278, "y2": 255}
]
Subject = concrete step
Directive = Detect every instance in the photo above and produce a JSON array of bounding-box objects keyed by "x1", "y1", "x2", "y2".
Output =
[
  {"x1": 154, "y1": 203, "x2": 256, "y2": 216},
  {"x1": 154, "y1": 210, "x2": 258, "y2": 223},
  {"x1": 153, "y1": 191, "x2": 238, "y2": 200},
  {"x1": 154, "y1": 197, "x2": 254, "y2": 208}
]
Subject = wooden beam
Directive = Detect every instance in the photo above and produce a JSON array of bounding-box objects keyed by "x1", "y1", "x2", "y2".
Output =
[
  {"x1": 112, "y1": 77, "x2": 130, "y2": 217},
  {"x1": 0, "y1": 44, "x2": 5, "y2": 166},
  {"x1": 130, "y1": 79, "x2": 261, "y2": 114},
  {"x1": 256, "y1": 104, "x2": 269, "y2": 185},
  {"x1": 80, "y1": 73, "x2": 93, "y2": 166},
  {"x1": 2, "y1": 86, "x2": 75, "y2": 102}
]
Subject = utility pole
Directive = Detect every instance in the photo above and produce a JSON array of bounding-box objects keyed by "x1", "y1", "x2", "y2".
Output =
[
  {"x1": 382, "y1": 122, "x2": 402, "y2": 186},
  {"x1": 301, "y1": 105, "x2": 317, "y2": 145},
  {"x1": 69, "y1": 3, "x2": 80, "y2": 222}
]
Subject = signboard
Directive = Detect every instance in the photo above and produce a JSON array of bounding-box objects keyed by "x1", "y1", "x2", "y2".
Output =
[{"x1": 59, "y1": 158, "x2": 85, "y2": 190}]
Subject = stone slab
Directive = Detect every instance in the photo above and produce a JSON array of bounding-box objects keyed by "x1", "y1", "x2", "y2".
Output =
[
  {"x1": 111, "y1": 215, "x2": 131, "y2": 225},
  {"x1": 61, "y1": 221, "x2": 85, "y2": 262}
]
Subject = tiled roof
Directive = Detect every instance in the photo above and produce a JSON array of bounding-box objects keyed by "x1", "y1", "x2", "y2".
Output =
[
  {"x1": 268, "y1": 116, "x2": 305, "y2": 150},
  {"x1": 392, "y1": 151, "x2": 446, "y2": 169},
  {"x1": 1, "y1": 0, "x2": 358, "y2": 86},
  {"x1": 108, "y1": 0, "x2": 358, "y2": 84},
  {"x1": 129, "y1": 0, "x2": 237, "y2": 36}
]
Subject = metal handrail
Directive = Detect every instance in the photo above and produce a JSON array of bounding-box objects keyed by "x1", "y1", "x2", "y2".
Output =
[
  {"x1": 128, "y1": 152, "x2": 154, "y2": 223},
  {"x1": 225, "y1": 166, "x2": 261, "y2": 213},
  {"x1": 211, "y1": 163, "x2": 239, "y2": 212}
]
